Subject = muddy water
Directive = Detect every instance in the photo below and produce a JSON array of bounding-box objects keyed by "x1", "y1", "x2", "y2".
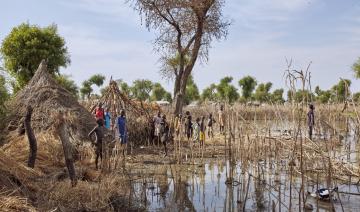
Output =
[
  {"x1": 129, "y1": 159, "x2": 360, "y2": 211},
  {"x1": 127, "y1": 120, "x2": 360, "y2": 211}
]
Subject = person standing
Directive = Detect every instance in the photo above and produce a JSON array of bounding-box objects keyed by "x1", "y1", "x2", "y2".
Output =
[
  {"x1": 200, "y1": 116, "x2": 206, "y2": 148},
  {"x1": 218, "y1": 105, "x2": 226, "y2": 134},
  {"x1": 207, "y1": 113, "x2": 216, "y2": 139},
  {"x1": 174, "y1": 114, "x2": 183, "y2": 137},
  {"x1": 104, "y1": 108, "x2": 111, "y2": 129},
  {"x1": 94, "y1": 103, "x2": 105, "y2": 121},
  {"x1": 193, "y1": 117, "x2": 201, "y2": 144},
  {"x1": 184, "y1": 111, "x2": 191, "y2": 137},
  {"x1": 160, "y1": 114, "x2": 170, "y2": 157},
  {"x1": 153, "y1": 111, "x2": 162, "y2": 145},
  {"x1": 116, "y1": 110, "x2": 128, "y2": 156},
  {"x1": 186, "y1": 115, "x2": 193, "y2": 142},
  {"x1": 88, "y1": 119, "x2": 105, "y2": 169},
  {"x1": 307, "y1": 104, "x2": 315, "y2": 140}
]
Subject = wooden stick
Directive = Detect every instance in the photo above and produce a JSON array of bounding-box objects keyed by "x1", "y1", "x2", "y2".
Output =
[{"x1": 25, "y1": 106, "x2": 37, "y2": 168}]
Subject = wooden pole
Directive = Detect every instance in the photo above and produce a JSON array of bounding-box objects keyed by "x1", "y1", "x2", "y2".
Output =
[
  {"x1": 56, "y1": 112, "x2": 77, "y2": 187},
  {"x1": 25, "y1": 106, "x2": 37, "y2": 168}
]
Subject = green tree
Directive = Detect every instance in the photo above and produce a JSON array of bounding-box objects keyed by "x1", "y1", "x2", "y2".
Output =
[
  {"x1": 55, "y1": 75, "x2": 79, "y2": 97},
  {"x1": 331, "y1": 79, "x2": 351, "y2": 102},
  {"x1": 270, "y1": 89, "x2": 284, "y2": 104},
  {"x1": 0, "y1": 23, "x2": 70, "y2": 89},
  {"x1": 0, "y1": 74, "x2": 9, "y2": 117},
  {"x1": 184, "y1": 75, "x2": 200, "y2": 105},
  {"x1": 201, "y1": 83, "x2": 218, "y2": 102},
  {"x1": 116, "y1": 79, "x2": 131, "y2": 97},
  {"x1": 253, "y1": 82, "x2": 272, "y2": 103},
  {"x1": 238, "y1": 76, "x2": 257, "y2": 101},
  {"x1": 314, "y1": 86, "x2": 332, "y2": 103},
  {"x1": 79, "y1": 74, "x2": 106, "y2": 99},
  {"x1": 88, "y1": 74, "x2": 105, "y2": 87},
  {"x1": 217, "y1": 76, "x2": 239, "y2": 104},
  {"x1": 151, "y1": 83, "x2": 167, "y2": 101},
  {"x1": 129, "y1": 0, "x2": 230, "y2": 114},
  {"x1": 352, "y1": 58, "x2": 360, "y2": 79},
  {"x1": 131, "y1": 79, "x2": 153, "y2": 101},
  {"x1": 288, "y1": 89, "x2": 315, "y2": 103},
  {"x1": 164, "y1": 92, "x2": 172, "y2": 103},
  {"x1": 80, "y1": 80, "x2": 93, "y2": 99}
]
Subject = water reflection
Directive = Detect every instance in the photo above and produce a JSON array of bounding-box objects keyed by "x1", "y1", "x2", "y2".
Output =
[{"x1": 129, "y1": 119, "x2": 360, "y2": 211}]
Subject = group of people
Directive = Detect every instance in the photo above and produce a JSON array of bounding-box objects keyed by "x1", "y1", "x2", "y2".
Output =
[
  {"x1": 88, "y1": 103, "x2": 128, "y2": 169},
  {"x1": 173, "y1": 105, "x2": 226, "y2": 147},
  {"x1": 149, "y1": 105, "x2": 226, "y2": 157},
  {"x1": 151, "y1": 112, "x2": 171, "y2": 156}
]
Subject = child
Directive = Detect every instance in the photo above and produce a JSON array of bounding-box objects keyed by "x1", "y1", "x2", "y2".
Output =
[
  {"x1": 186, "y1": 115, "x2": 193, "y2": 141},
  {"x1": 193, "y1": 117, "x2": 201, "y2": 144},
  {"x1": 218, "y1": 105, "x2": 225, "y2": 134},
  {"x1": 116, "y1": 110, "x2": 128, "y2": 156},
  {"x1": 207, "y1": 113, "x2": 216, "y2": 139},
  {"x1": 307, "y1": 104, "x2": 315, "y2": 140},
  {"x1": 94, "y1": 103, "x2": 105, "y2": 121},
  {"x1": 174, "y1": 114, "x2": 182, "y2": 137},
  {"x1": 160, "y1": 114, "x2": 170, "y2": 157},
  {"x1": 104, "y1": 108, "x2": 111, "y2": 129},
  {"x1": 88, "y1": 119, "x2": 105, "y2": 169},
  {"x1": 200, "y1": 116, "x2": 206, "y2": 147},
  {"x1": 153, "y1": 111, "x2": 162, "y2": 145}
]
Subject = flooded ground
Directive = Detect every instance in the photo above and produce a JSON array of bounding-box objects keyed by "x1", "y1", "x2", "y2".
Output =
[
  {"x1": 121, "y1": 119, "x2": 360, "y2": 211},
  {"x1": 127, "y1": 159, "x2": 360, "y2": 211}
]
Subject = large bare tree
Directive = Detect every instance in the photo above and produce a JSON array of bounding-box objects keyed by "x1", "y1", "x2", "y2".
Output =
[{"x1": 128, "y1": 0, "x2": 230, "y2": 114}]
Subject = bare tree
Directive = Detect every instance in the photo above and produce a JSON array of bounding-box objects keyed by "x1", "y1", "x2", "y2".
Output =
[{"x1": 128, "y1": 0, "x2": 230, "y2": 114}]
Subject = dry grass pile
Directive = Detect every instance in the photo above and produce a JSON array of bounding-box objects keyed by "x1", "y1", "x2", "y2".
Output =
[
  {"x1": 0, "y1": 148, "x2": 40, "y2": 209},
  {"x1": 0, "y1": 195, "x2": 36, "y2": 212},
  {"x1": 39, "y1": 174, "x2": 142, "y2": 211},
  {"x1": 2, "y1": 131, "x2": 65, "y2": 173},
  {"x1": 0, "y1": 149, "x2": 40, "y2": 191},
  {"x1": 3, "y1": 60, "x2": 96, "y2": 144}
]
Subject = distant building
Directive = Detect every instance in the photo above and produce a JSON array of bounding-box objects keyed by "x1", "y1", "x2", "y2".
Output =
[{"x1": 155, "y1": 100, "x2": 171, "y2": 106}]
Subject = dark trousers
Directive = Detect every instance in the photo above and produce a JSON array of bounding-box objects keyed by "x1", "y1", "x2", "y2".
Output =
[{"x1": 308, "y1": 126, "x2": 313, "y2": 140}]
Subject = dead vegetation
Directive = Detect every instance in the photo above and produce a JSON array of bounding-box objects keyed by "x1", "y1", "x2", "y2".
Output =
[{"x1": 0, "y1": 61, "x2": 140, "y2": 211}]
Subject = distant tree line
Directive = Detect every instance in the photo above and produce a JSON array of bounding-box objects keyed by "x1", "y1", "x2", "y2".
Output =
[{"x1": 1, "y1": 22, "x2": 360, "y2": 121}]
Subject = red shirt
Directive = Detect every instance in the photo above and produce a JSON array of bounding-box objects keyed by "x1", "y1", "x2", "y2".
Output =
[{"x1": 95, "y1": 108, "x2": 105, "y2": 120}]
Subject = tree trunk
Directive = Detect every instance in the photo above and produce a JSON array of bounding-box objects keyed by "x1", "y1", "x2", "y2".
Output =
[
  {"x1": 173, "y1": 20, "x2": 204, "y2": 115},
  {"x1": 56, "y1": 113, "x2": 77, "y2": 187},
  {"x1": 173, "y1": 73, "x2": 190, "y2": 115},
  {"x1": 25, "y1": 106, "x2": 37, "y2": 168},
  {"x1": 173, "y1": 74, "x2": 181, "y2": 98}
]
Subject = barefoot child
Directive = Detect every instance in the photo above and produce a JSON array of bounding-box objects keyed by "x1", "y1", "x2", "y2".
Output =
[
  {"x1": 88, "y1": 119, "x2": 105, "y2": 169},
  {"x1": 200, "y1": 116, "x2": 206, "y2": 148},
  {"x1": 160, "y1": 114, "x2": 170, "y2": 157}
]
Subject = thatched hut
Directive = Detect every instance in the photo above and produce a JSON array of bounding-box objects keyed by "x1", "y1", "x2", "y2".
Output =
[
  {"x1": 90, "y1": 79, "x2": 161, "y2": 146},
  {"x1": 3, "y1": 60, "x2": 96, "y2": 144}
]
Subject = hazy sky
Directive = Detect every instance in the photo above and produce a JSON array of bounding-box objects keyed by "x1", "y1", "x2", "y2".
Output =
[{"x1": 1, "y1": 0, "x2": 360, "y2": 94}]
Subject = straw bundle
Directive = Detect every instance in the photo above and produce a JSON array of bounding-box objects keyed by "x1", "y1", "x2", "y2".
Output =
[{"x1": 0, "y1": 195, "x2": 36, "y2": 212}]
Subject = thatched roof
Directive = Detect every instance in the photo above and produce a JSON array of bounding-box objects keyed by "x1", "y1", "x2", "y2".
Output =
[{"x1": 4, "y1": 60, "x2": 96, "y2": 143}]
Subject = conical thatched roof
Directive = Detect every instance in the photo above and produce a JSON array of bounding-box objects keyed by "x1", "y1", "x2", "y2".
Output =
[
  {"x1": 89, "y1": 79, "x2": 160, "y2": 120},
  {"x1": 88, "y1": 79, "x2": 161, "y2": 146},
  {"x1": 4, "y1": 60, "x2": 96, "y2": 143}
]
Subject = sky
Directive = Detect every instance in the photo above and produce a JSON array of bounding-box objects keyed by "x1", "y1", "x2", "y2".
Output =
[{"x1": 1, "y1": 0, "x2": 360, "y2": 94}]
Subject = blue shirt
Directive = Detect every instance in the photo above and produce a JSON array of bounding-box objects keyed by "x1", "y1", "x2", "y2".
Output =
[
  {"x1": 117, "y1": 116, "x2": 127, "y2": 137},
  {"x1": 105, "y1": 112, "x2": 111, "y2": 129}
]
